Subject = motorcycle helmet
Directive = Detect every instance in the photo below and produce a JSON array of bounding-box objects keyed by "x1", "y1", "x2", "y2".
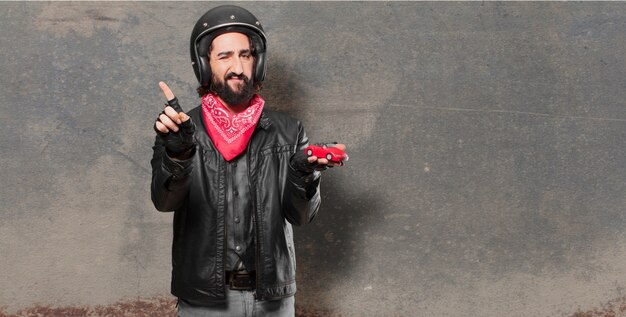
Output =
[{"x1": 190, "y1": 5, "x2": 267, "y2": 88}]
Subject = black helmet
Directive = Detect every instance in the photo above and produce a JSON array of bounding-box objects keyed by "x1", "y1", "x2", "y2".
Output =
[{"x1": 190, "y1": 5, "x2": 267, "y2": 88}]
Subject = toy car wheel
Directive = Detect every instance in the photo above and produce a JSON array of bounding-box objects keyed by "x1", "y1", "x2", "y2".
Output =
[
  {"x1": 326, "y1": 153, "x2": 332, "y2": 160},
  {"x1": 307, "y1": 149, "x2": 313, "y2": 156}
]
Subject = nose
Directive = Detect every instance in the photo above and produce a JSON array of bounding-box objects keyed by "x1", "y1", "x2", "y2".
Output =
[{"x1": 231, "y1": 56, "x2": 244, "y2": 75}]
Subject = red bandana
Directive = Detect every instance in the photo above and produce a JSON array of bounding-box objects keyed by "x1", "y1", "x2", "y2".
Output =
[{"x1": 201, "y1": 93, "x2": 265, "y2": 161}]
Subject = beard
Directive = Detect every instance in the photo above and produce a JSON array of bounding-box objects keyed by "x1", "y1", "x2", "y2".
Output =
[{"x1": 210, "y1": 72, "x2": 255, "y2": 107}]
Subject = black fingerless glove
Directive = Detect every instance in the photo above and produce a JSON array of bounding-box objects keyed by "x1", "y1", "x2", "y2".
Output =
[
  {"x1": 155, "y1": 98, "x2": 196, "y2": 158},
  {"x1": 290, "y1": 141, "x2": 344, "y2": 173},
  {"x1": 290, "y1": 151, "x2": 326, "y2": 174}
]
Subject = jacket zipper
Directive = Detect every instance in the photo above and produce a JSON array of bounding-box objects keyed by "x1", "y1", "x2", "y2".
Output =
[
  {"x1": 246, "y1": 135, "x2": 262, "y2": 300},
  {"x1": 220, "y1": 155, "x2": 228, "y2": 298},
  {"x1": 200, "y1": 120, "x2": 228, "y2": 299}
]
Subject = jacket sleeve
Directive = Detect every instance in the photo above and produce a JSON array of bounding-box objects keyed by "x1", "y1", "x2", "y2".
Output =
[
  {"x1": 150, "y1": 135, "x2": 195, "y2": 212},
  {"x1": 282, "y1": 122, "x2": 322, "y2": 226}
]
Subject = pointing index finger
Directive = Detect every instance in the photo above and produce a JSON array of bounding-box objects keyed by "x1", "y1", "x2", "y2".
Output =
[{"x1": 159, "y1": 81, "x2": 175, "y2": 101}]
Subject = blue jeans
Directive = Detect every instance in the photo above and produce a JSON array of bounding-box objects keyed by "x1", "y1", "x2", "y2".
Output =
[{"x1": 177, "y1": 289, "x2": 295, "y2": 317}]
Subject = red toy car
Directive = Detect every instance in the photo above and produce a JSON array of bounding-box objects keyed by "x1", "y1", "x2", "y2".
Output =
[{"x1": 304, "y1": 144, "x2": 349, "y2": 163}]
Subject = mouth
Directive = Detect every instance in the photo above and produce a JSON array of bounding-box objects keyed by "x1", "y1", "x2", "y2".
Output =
[
  {"x1": 227, "y1": 78, "x2": 244, "y2": 89},
  {"x1": 227, "y1": 75, "x2": 244, "y2": 81}
]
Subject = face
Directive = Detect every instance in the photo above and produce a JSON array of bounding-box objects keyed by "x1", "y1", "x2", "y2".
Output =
[{"x1": 209, "y1": 32, "x2": 255, "y2": 108}]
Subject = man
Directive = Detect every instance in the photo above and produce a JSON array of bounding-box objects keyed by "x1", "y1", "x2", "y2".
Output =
[{"x1": 150, "y1": 5, "x2": 347, "y2": 316}]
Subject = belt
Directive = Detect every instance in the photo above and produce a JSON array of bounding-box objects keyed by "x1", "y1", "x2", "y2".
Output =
[{"x1": 226, "y1": 270, "x2": 256, "y2": 291}]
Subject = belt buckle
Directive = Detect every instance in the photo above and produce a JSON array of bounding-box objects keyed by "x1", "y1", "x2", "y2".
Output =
[{"x1": 229, "y1": 271, "x2": 255, "y2": 291}]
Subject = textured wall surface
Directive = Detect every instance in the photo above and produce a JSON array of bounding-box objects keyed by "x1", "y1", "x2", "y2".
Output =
[{"x1": 1, "y1": 2, "x2": 625, "y2": 316}]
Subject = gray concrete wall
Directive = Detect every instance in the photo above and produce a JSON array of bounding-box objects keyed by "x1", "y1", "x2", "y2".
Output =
[{"x1": 1, "y1": 2, "x2": 625, "y2": 316}]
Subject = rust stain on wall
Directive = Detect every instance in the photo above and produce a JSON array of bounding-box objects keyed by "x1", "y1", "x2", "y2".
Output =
[
  {"x1": 0, "y1": 297, "x2": 176, "y2": 317},
  {"x1": 295, "y1": 306, "x2": 342, "y2": 317},
  {"x1": 568, "y1": 296, "x2": 626, "y2": 317},
  {"x1": 0, "y1": 297, "x2": 346, "y2": 317},
  {"x1": 1, "y1": 296, "x2": 625, "y2": 317}
]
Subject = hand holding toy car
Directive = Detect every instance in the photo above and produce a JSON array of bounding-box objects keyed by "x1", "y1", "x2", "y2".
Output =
[
  {"x1": 305, "y1": 144, "x2": 349, "y2": 164},
  {"x1": 290, "y1": 142, "x2": 347, "y2": 174}
]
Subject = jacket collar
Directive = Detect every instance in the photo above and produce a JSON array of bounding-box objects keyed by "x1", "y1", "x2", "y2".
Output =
[{"x1": 258, "y1": 110, "x2": 272, "y2": 130}]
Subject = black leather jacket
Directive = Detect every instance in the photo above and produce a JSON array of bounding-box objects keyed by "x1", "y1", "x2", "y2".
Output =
[{"x1": 151, "y1": 105, "x2": 321, "y2": 302}]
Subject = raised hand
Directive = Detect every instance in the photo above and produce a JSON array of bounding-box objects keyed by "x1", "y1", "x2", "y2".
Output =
[
  {"x1": 155, "y1": 82, "x2": 191, "y2": 133},
  {"x1": 154, "y1": 82, "x2": 196, "y2": 158}
]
